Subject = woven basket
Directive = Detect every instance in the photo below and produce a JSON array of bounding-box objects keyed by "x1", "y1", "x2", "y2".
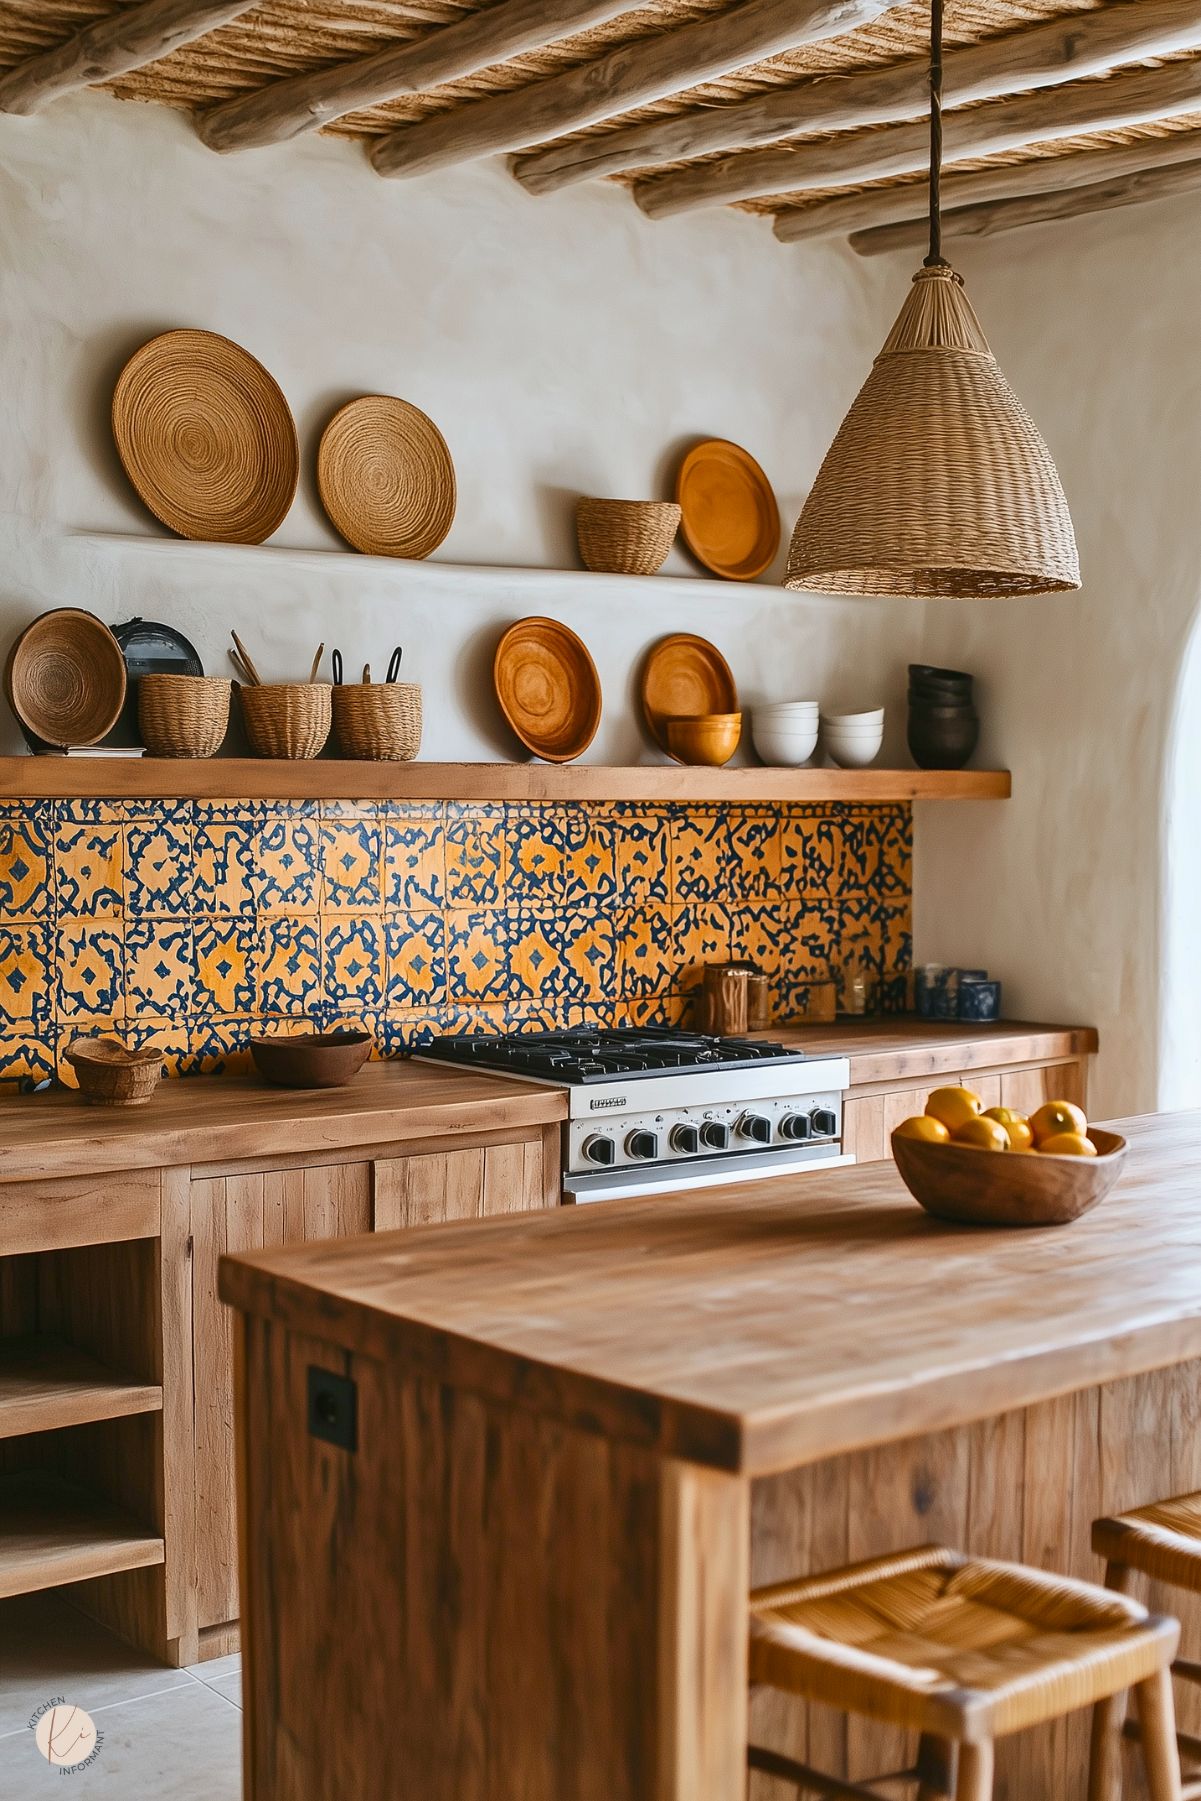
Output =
[
  {"x1": 332, "y1": 682, "x2": 422, "y2": 761},
  {"x1": 4, "y1": 609, "x2": 126, "y2": 748},
  {"x1": 317, "y1": 396, "x2": 456, "y2": 559},
  {"x1": 240, "y1": 682, "x2": 331, "y2": 759},
  {"x1": 138, "y1": 674, "x2": 231, "y2": 758},
  {"x1": 576, "y1": 499, "x2": 680, "y2": 576},
  {"x1": 64, "y1": 1036, "x2": 163, "y2": 1107}
]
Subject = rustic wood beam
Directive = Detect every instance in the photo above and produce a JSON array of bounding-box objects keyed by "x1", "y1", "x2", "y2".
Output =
[
  {"x1": 771, "y1": 127, "x2": 1201, "y2": 244},
  {"x1": 634, "y1": 53, "x2": 1201, "y2": 218},
  {"x1": 0, "y1": 0, "x2": 256, "y2": 116},
  {"x1": 850, "y1": 151, "x2": 1201, "y2": 252},
  {"x1": 196, "y1": 0, "x2": 640, "y2": 154},
  {"x1": 368, "y1": 0, "x2": 894, "y2": 180},
  {"x1": 514, "y1": 0, "x2": 1201, "y2": 194}
]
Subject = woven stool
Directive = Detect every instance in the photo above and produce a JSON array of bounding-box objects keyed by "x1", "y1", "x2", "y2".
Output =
[
  {"x1": 749, "y1": 1545, "x2": 1181, "y2": 1801},
  {"x1": 1093, "y1": 1492, "x2": 1201, "y2": 1800}
]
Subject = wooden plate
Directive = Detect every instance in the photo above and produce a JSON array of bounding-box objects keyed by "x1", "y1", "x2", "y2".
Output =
[
  {"x1": 112, "y1": 329, "x2": 299, "y2": 544},
  {"x1": 494, "y1": 618, "x2": 601, "y2": 764},
  {"x1": 676, "y1": 439, "x2": 780, "y2": 581},
  {"x1": 640, "y1": 633, "x2": 737, "y2": 753},
  {"x1": 318, "y1": 395, "x2": 456, "y2": 559}
]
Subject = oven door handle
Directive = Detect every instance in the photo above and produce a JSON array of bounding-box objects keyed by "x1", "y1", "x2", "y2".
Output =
[{"x1": 563, "y1": 1149, "x2": 855, "y2": 1204}]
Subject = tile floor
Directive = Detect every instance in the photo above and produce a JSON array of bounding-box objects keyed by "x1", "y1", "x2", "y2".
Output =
[{"x1": 0, "y1": 1591, "x2": 240, "y2": 1799}]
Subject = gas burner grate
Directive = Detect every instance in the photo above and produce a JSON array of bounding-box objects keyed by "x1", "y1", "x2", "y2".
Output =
[{"x1": 419, "y1": 1026, "x2": 807, "y2": 1085}]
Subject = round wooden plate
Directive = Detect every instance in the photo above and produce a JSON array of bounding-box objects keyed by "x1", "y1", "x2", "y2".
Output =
[
  {"x1": 640, "y1": 633, "x2": 737, "y2": 753},
  {"x1": 112, "y1": 329, "x2": 299, "y2": 544},
  {"x1": 494, "y1": 618, "x2": 601, "y2": 763},
  {"x1": 318, "y1": 395, "x2": 456, "y2": 559},
  {"x1": 676, "y1": 438, "x2": 780, "y2": 581}
]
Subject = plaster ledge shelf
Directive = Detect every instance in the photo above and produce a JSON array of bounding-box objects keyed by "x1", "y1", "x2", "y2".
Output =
[{"x1": 0, "y1": 760, "x2": 1011, "y2": 804}]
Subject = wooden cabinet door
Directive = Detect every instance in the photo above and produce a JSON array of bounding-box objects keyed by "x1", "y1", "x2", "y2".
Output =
[
  {"x1": 1000, "y1": 1060, "x2": 1087, "y2": 1116},
  {"x1": 845, "y1": 1073, "x2": 1004, "y2": 1163},
  {"x1": 191, "y1": 1162, "x2": 371, "y2": 1633},
  {"x1": 373, "y1": 1137, "x2": 554, "y2": 1231}
]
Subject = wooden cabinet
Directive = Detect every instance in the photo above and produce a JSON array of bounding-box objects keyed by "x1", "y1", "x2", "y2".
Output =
[
  {"x1": 843, "y1": 1057, "x2": 1089, "y2": 1163},
  {"x1": 374, "y1": 1137, "x2": 552, "y2": 1229}
]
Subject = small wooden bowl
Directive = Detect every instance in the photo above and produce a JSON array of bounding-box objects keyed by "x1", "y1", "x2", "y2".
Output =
[
  {"x1": 666, "y1": 712, "x2": 742, "y2": 767},
  {"x1": 891, "y1": 1126, "x2": 1128, "y2": 1228},
  {"x1": 493, "y1": 617, "x2": 601, "y2": 763},
  {"x1": 250, "y1": 1030, "x2": 372, "y2": 1089},
  {"x1": 64, "y1": 1035, "x2": 163, "y2": 1107}
]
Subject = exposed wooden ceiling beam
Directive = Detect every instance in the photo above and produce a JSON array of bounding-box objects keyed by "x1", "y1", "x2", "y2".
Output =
[
  {"x1": 850, "y1": 150, "x2": 1201, "y2": 251},
  {"x1": 514, "y1": 0, "x2": 1201, "y2": 194},
  {"x1": 772, "y1": 127, "x2": 1201, "y2": 244},
  {"x1": 634, "y1": 52, "x2": 1201, "y2": 218},
  {"x1": 197, "y1": 0, "x2": 640, "y2": 154},
  {"x1": 367, "y1": 0, "x2": 895, "y2": 180},
  {"x1": 0, "y1": 0, "x2": 256, "y2": 115}
]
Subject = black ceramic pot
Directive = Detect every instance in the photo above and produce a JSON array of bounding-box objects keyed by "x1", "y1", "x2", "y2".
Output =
[{"x1": 908, "y1": 704, "x2": 980, "y2": 770}]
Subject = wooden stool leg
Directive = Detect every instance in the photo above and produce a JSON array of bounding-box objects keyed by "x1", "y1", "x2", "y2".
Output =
[
  {"x1": 1134, "y1": 1668, "x2": 1184, "y2": 1801},
  {"x1": 916, "y1": 1732, "x2": 958, "y2": 1800},
  {"x1": 954, "y1": 1741, "x2": 994, "y2": 1801},
  {"x1": 1088, "y1": 1561, "x2": 1138, "y2": 1801}
]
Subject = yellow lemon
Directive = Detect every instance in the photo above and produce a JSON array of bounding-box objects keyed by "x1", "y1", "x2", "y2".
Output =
[
  {"x1": 953, "y1": 1115, "x2": 1011, "y2": 1153},
  {"x1": 925, "y1": 1086, "x2": 982, "y2": 1134},
  {"x1": 894, "y1": 1115, "x2": 951, "y2": 1145},
  {"x1": 1037, "y1": 1130, "x2": 1097, "y2": 1158},
  {"x1": 1029, "y1": 1100, "x2": 1088, "y2": 1145},
  {"x1": 983, "y1": 1107, "x2": 1034, "y2": 1153}
]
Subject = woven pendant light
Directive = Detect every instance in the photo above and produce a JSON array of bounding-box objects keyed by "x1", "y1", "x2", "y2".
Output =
[{"x1": 785, "y1": 0, "x2": 1080, "y2": 599}]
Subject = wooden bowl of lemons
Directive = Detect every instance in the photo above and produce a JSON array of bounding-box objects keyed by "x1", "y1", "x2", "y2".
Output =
[{"x1": 891, "y1": 1087, "x2": 1127, "y2": 1227}]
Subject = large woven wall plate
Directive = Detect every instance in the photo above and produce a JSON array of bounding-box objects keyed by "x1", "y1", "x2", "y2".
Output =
[
  {"x1": 112, "y1": 330, "x2": 299, "y2": 544},
  {"x1": 317, "y1": 395, "x2": 457, "y2": 559}
]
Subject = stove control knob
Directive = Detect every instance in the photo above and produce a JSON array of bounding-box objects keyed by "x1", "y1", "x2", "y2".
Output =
[
  {"x1": 700, "y1": 1120, "x2": 730, "y2": 1151},
  {"x1": 669, "y1": 1123, "x2": 700, "y2": 1156},
  {"x1": 582, "y1": 1134, "x2": 616, "y2": 1167},
  {"x1": 779, "y1": 1112, "x2": 811, "y2": 1141},
  {"x1": 809, "y1": 1107, "x2": 839, "y2": 1139},
  {"x1": 738, "y1": 1112, "x2": 773, "y2": 1145},
  {"x1": 626, "y1": 1129, "x2": 659, "y2": 1161}
]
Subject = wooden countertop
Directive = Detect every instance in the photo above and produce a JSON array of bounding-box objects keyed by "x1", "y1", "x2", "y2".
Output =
[
  {"x1": 0, "y1": 1060, "x2": 566, "y2": 1184},
  {"x1": 221, "y1": 1110, "x2": 1201, "y2": 1480},
  {"x1": 769, "y1": 1018, "x2": 1099, "y2": 1086}
]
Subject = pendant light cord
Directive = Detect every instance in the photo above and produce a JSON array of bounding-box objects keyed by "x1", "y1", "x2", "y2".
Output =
[{"x1": 925, "y1": 0, "x2": 947, "y2": 268}]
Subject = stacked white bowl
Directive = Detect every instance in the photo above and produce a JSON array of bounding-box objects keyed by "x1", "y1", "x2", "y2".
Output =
[
  {"x1": 751, "y1": 699, "x2": 819, "y2": 767},
  {"x1": 821, "y1": 706, "x2": 884, "y2": 769}
]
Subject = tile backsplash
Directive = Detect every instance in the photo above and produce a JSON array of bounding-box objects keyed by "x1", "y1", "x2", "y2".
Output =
[{"x1": 0, "y1": 797, "x2": 912, "y2": 1088}]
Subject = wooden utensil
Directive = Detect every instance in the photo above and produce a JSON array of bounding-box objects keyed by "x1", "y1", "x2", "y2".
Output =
[
  {"x1": 493, "y1": 617, "x2": 601, "y2": 764},
  {"x1": 230, "y1": 631, "x2": 262, "y2": 685},
  {"x1": 4, "y1": 609, "x2": 127, "y2": 750},
  {"x1": 891, "y1": 1127, "x2": 1127, "y2": 1228},
  {"x1": 676, "y1": 438, "x2": 780, "y2": 581},
  {"x1": 308, "y1": 643, "x2": 325, "y2": 684},
  {"x1": 317, "y1": 395, "x2": 456, "y2": 560},
  {"x1": 640, "y1": 633, "x2": 737, "y2": 753},
  {"x1": 111, "y1": 328, "x2": 299, "y2": 544},
  {"x1": 362, "y1": 664, "x2": 371, "y2": 685}
]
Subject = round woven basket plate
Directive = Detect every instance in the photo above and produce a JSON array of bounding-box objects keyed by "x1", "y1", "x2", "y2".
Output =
[
  {"x1": 112, "y1": 330, "x2": 299, "y2": 544},
  {"x1": 676, "y1": 439, "x2": 780, "y2": 581},
  {"x1": 317, "y1": 396, "x2": 456, "y2": 559},
  {"x1": 493, "y1": 618, "x2": 601, "y2": 764},
  {"x1": 640, "y1": 633, "x2": 737, "y2": 753},
  {"x1": 4, "y1": 609, "x2": 127, "y2": 749}
]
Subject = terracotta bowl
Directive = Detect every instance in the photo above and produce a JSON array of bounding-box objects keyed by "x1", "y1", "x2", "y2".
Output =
[
  {"x1": 250, "y1": 1031, "x2": 373, "y2": 1089},
  {"x1": 666, "y1": 711, "x2": 742, "y2": 766},
  {"x1": 891, "y1": 1126, "x2": 1127, "y2": 1228}
]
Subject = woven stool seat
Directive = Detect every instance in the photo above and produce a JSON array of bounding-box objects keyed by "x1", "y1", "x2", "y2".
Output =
[{"x1": 1094, "y1": 1493, "x2": 1201, "y2": 1592}]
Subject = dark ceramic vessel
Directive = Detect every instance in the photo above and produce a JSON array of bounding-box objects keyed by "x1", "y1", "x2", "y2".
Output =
[{"x1": 249, "y1": 1030, "x2": 373, "y2": 1089}]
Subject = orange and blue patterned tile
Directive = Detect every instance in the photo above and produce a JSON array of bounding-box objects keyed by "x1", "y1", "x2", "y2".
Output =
[
  {"x1": 879, "y1": 898, "x2": 912, "y2": 973},
  {"x1": 381, "y1": 1007, "x2": 449, "y2": 1054},
  {"x1": 319, "y1": 1008, "x2": 387, "y2": 1052},
  {"x1": 55, "y1": 919, "x2": 122, "y2": 1019},
  {"x1": 504, "y1": 1000, "x2": 615, "y2": 1032},
  {"x1": 622, "y1": 994, "x2": 691, "y2": 1030},
  {"x1": 871, "y1": 809, "x2": 913, "y2": 898},
  {"x1": 779, "y1": 812, "x2": 843, "y2": 899},
  {"x1": 508, "y1": 806, "x2": 615, "y2": 904},
  {"x1": 54, "y1": 822, "x2": 123, "y2": 917},
  {"x1": 320, "y1": 818, "x2": 383, "y2": 911},
  {"x1": 385, "y1": 912, "x2": 447, "y2": 1008},
  {"x1": 122, "y1": 1013, "x2": 194, "y2": 1079},
  {"x1": 194, "y1": 917, "x2": 256, "y2": 1014},
  {"x1": 323, "y1": 913, "x2": 385, "y2": 1009},
  {"x1": 125, "y1": 918, "x2": 194, "y2": 1016},
  {"x1": 192, "y1": 798, "x2": 267, "y2": 823},
  {"x1": 618, "y1": 908, "x2": 677, "y2": 997},
  {"x1": 727, "y1": 809, "x2": 779, "y2": 898},
  {"x1": 124, "y1": 819, "x2": 194, "y2": 916},
  {"x1": 256, "y1": 817, "x2": 320, "y2": 915},
  {"x1": 445, "y1": 908, "x2": 508, "y2": 1001},
  {"x1": 256, "y1": 917, "x2": 321, "y2": 1012},
  {"x1": 53, "y1": 798, "x2": 122, "y2": 825},
  {"x1": 384, "y1": 816, "x2": 445, "y2": 911},
  {"x1": 0, "y1": 814, "x2": 51, "y2": 920},
  {"x1": 444, "y1": 808, "x2": 506, "y2": 906},
  {"x1": 673, "y1": 808, "x2": 776, "y2": 903},
  {"x1": 319, "y1": 798, "x2": 380, "y2": 820},
  {"x1": 610, "y1": 805, "x2": 671, "y2": 905},
  {"x1": 837, "y1": 894, "x2": 884, "y2": 972},
  {"x1": 193, "y1": 820, "x2": 258, "y2": 915},
  {"x1": 0, "y1": 1028, "x2": 57, "y2": 1090},
  {"x1": 189, "y1": 1014, "x2": 260, "y2": 1076},
  {"x1": 670, "y1": 904, "x2": 731, "y2": 993}
]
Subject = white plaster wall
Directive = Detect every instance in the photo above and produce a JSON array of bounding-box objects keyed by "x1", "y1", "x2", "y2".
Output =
[
  {"x1": 0, "y1": 92, "x2": 928, "y2": 767},
  {"x1": 911, "y1": 191, "x2": 1201, "y2": 1117}
]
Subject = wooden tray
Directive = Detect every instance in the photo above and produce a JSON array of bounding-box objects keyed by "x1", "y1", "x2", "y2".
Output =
[
  {"x1": 317, "y1": 396, "x2": 456, "y2": 559},
  {"x1": 112, "y1": 329, "x2": 298, "y2": 544},
  {"x1": 640, "y1": 633, "x2": 737, "y2": 753},
  {"x1": 676, "y1": 438, "x2": 780, "y2": 581},
  {"x1": 493, "y1": 618, "x2": 601, "y2": 764}
]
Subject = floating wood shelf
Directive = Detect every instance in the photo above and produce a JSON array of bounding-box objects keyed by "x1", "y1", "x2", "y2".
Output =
[
  {"x1": 0, "y1": 1336, "x2": 162, "y2": 1440},
  {"x1": 0, "y1": 1470, "x2": 164, "y2": 1599},
  {"x1": 0, "y1": 758, "x2": 1011, "y2": 804}
]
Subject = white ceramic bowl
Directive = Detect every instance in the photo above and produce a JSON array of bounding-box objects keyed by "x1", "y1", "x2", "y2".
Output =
[
  {"x1": 757, "y1": 699, "x2": 819, "y2": 715},
  {"x1": 822, "y1": 707, "x2": 884, "y2": 726},
  {"x1": 752, "y1": 718, "x2": 819, "y2": 766},
  {"x1": 824, "y1": 727, "x2": 883, "y2": 769}
]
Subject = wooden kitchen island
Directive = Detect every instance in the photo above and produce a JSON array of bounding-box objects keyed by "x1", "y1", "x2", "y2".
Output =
[{"x1": 219, "y1": 1110, "x2": 1201, "y2": 1801}]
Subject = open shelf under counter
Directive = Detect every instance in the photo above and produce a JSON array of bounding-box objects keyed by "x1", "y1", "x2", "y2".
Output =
[
  {"x1": 0, "y1": 758, "x2": 1011, "y2": 804},
  {"x1": 0, "y1": 1336, "x2": 162, "y2": 1439},
  {"x1": 0, "y1": 1470, "x2": 164, "y2": 1600}
]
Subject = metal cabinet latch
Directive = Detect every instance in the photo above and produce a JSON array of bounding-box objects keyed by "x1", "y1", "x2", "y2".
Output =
[{"x1": 307, "y1": 1365, "x2": 357, "y2": 1452}]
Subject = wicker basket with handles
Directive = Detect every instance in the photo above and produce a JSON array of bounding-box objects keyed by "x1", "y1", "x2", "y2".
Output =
[
  {"x1": 138, "y1": 673, "x2": 231, "y2": 758},
  {"x1": 332, "y1": 681, "x2": 421, "y2": 761},
  {"x1": 240, "y1": 682, "x2": 331, "y2": 759}
]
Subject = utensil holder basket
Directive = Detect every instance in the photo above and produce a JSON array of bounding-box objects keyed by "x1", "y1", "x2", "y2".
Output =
[
  {"x1": 138, "y1": 674, "x2": 231, "y2": 758},
  {"x1": 332, "y1": 682, "x2": 422, "y2": 761},
  {"x1": 240, "y1": 682, "x2": 331, "y2": 759}
]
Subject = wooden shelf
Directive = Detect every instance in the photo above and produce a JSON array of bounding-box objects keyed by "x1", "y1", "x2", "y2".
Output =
[
  {"x1": 0, "y1": 1471, "x2": 164, "y2": 1599},
  {"x1": 0, "y1": 758, "x2": 1011, "y2": 804},
  {"x1": 0, "y1": 1336, "x2": 162, "y2": 1440}
]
